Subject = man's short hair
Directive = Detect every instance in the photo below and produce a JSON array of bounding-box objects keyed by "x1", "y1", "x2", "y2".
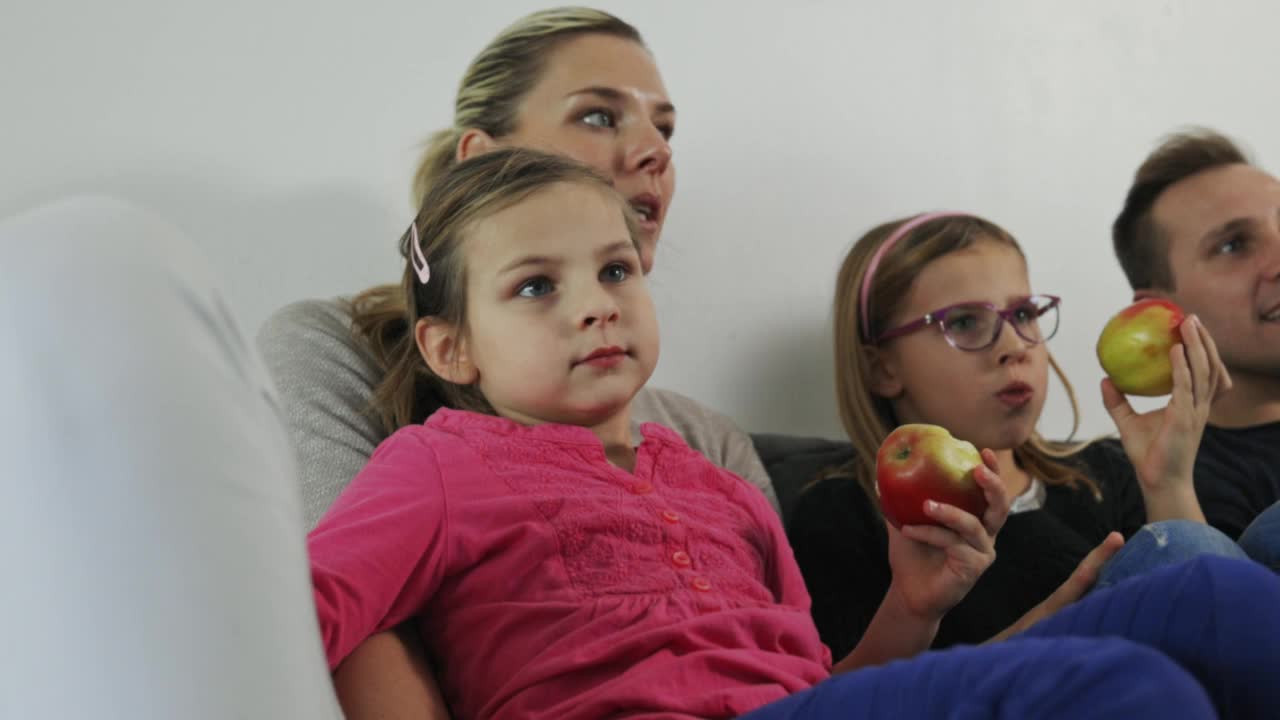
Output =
[{"x1": 1112, "y1": 129, "x2": 1250, "y2": 290}]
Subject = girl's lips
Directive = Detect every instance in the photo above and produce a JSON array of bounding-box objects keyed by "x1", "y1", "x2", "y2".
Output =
[
  {"x1": 576, "y1": 346, "x2": 628, "y2": 369},
  {"x1": 581, "y1": 353, "x2": 625, "y2": 369},
  {"x1": 996, "y1": 382, "x2": 1034, "y2": 409}
]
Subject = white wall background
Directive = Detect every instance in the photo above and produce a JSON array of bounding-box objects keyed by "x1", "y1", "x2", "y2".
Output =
[{"x1": 4, "y1": 0, "x2": 1277, "y2": 442}]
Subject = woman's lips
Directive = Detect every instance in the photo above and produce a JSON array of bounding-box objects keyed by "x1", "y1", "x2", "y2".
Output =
[{"x1": 628, "y1": 192, "x2": 662, "y2": 231}]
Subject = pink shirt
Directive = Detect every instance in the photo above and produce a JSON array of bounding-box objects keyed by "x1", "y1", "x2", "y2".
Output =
[{"x1": 309, "y1": 408, "x2": 831, "y2": 719}]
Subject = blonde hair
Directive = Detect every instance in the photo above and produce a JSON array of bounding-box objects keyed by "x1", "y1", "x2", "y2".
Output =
[
  {"x1": 366, "y1": 148, "x2": 639, "y2": 429},
  {"x1": 351, "y1": 7, "x2": 646, "y2": 433},
  {"x1": 825, "y1": 214, "x2": 1100, "y2": 502}
]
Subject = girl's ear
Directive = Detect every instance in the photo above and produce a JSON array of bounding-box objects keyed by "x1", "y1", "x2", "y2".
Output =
[
  {"x1": 864, "y1": 345, "x2": 904, "y2": 400},
  {"x1": 415, "y1": 317, "x2": 478, "y2": 385},
  {"x1": 456, "y1": 128, "x2": 500, "y2": 163}
]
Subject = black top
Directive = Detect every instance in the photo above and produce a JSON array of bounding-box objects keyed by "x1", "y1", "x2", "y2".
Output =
[
  {"x1": 785, "y1": 440, "x2": 1146, "y2": 655},
  {"x1": 1196, "y1": 421, "x2": 1280, "y2": 540}
]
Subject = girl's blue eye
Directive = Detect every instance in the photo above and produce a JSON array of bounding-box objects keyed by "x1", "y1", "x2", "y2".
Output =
[
  {"x1": 600, "y1": 262, "x2": 629, "y2": 283},
  {"x1": 1012, "y1": 303, "x2": 1038, "y2": 324},
  {"x1": 945, "y1": 312, "x2": 978, "y2": 332},
  {"x1": 517, "y1": 277, "x2": 554, "y2": 298},
  {"x1": 581, "y1": 109, "x2": 615, "y2": 129}
]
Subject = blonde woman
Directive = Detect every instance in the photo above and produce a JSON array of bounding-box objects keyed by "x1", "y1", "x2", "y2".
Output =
[{"x1": 255, "y1": 7, "x2": 773, "y2": 718}]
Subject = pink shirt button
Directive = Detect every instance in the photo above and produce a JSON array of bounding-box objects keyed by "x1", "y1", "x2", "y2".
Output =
[
  {"x1": 671, "y1": 550, "x2": 692, "y2": 568},
  {"x1": 633, "y1": 481, "x2": 654, "y2": 495},
  {"x1": 661, "y1": 510, "x2": 680, "y2": 523},
  {"x1": 691, "y1": 577, "x2": 712, "y2": 592}
]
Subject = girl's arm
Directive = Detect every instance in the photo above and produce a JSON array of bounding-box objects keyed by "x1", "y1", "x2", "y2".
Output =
[
  {"x1": 1102, "y1": 316, "x2": 1232, "y2": 522},
  {"x1": 309, "y1": 430, "x2": 450, "y2": 671},
  {"x1": 815, "y1": 451, "x2": 1010, "y2": 673},
  {"x1": 332, "y1": 627, "x2": 452, "y2": 720}
]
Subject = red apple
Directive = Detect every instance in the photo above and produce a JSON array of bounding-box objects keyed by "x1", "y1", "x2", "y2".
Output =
[
  {"x1": 876, "y1": 424, "x2": 987, "y2": 529},
  {"x1": 1096, "y1": 299, "x2": 1185, "y2": 397}
]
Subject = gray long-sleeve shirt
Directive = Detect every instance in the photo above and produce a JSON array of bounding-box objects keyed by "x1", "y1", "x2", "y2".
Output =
[{"x1": 256, "y1": 298, "x2": 778, "y2": 528}]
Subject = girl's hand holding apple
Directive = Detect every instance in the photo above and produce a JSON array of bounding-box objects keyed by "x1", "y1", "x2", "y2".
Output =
[{"x1": 877, "y1": 425, "x2": 1011, "y2": 622}]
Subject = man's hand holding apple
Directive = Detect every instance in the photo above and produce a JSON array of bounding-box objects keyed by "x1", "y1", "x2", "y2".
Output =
[{"x1": 1098, "y1": 302, "x2": 1233, "y2": 522}]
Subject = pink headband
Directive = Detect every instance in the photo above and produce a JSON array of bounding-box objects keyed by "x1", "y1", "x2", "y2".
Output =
[
  {"x1": 859, "y1": 211, "x2": 967, "y2": 342},
  {"x1": 409, "y1": 222, "x2": 430, "y2": 284}
]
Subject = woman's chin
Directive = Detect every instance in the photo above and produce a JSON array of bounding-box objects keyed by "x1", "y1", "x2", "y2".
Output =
[{"x1": 637, "y1": 233, "x2": 659, "y2": 274}]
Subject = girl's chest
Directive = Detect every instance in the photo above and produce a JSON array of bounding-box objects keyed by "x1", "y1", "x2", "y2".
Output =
[{"x1": 441, "y1": 441, "x2": 776, "y2": 604}]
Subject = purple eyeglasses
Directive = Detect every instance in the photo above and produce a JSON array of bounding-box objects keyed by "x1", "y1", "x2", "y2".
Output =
[{"x1": 876, "y1": 294, "x2": 1062, "y2": 351}]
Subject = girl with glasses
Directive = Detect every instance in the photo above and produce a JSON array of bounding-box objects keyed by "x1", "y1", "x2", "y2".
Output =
[{"x1": 788, "y1": 211, "x2": 1252, "y2": 658}]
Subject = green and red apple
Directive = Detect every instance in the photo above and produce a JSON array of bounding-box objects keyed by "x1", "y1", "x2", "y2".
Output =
[
  {"x1": 876, "y1": 424, "x2": 987, "y2": 529},
  {"x1": 1096, "y1": 299, "x2": 1185, "y2": 396}
]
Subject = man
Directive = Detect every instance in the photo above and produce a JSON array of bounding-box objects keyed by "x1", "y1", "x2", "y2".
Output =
[{"x1": 1112, "y1": 128, "x2": 1280, "y2": 561}]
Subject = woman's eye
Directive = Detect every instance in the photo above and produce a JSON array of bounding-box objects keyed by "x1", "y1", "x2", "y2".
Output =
[
  {"x1": 581, "y1": 109, "x2": 616, "y2": 129},
  {"x1": 516, "y1": 277, "x2": 554, "y2": 298},
  {"x1": 600, "y1": 262, "x2": 630, "y2": 283}
]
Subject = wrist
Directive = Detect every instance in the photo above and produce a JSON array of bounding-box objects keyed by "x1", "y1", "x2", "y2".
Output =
[
  {"x1": 885, "y1": 579, "x2": 946, "y2": 630},
  {"x1": 836, "y1": 580, "x2": 943, "y2": 673},
  {"x1": 1142, "y1": 484, "x2": 1206, "y2": 523}
]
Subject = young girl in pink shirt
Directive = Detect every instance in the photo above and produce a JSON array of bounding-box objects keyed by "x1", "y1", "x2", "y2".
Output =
[{"x1": 305, "y1": 148, "x2": 1280, "y2": 719}]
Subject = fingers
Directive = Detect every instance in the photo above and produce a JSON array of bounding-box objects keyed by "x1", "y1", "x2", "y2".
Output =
[
  {"x1": 897, "y1": 522, "x2": 963, "y2": 550},
  {"x1": 1058, "y1": 531, "x2": 1125, "y2": 602},
  {"x1": 1178, "y1": 315, "x2": 1212, "y2": 405},
  {"x1": 897, "y1": 522, "x2": 990, "y2": 575},
  {"x1": 1167, "y1": 340, "x2": 1194, "y2": 416},
  {"x1": 1101, "y1": 377, "x2": 1135, "y2": 426},
  {"x1": 981, "y1": 448, "x2": 1000, "y2": 475},
  {"x1": 974, "y1": 452, "x2": 1010, "y2": 536},
  {"x1": 1192, "y1": 314, "x2": 1234, "y2": 399},
  {"x1": 906, "y1": 500, "x2": 994, "y2": 555}
]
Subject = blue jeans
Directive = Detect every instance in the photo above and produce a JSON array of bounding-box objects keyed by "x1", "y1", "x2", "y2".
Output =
[
  {"x1": 1097, "y1": 519, "x2": 1249, "y2": 589},
  {"x1": 745, "y1": 556, "x2": 1280, "y2": 719},
  {"x1": 1239, "y1": 501, "x2": 1280, "y2": 572}
]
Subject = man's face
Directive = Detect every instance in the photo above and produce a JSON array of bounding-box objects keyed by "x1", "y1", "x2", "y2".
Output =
[{"x1": 1150, "y1": 163, "x2": 1280, "y2": 379}]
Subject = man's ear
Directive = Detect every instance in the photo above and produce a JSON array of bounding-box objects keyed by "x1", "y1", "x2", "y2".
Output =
[
  {"x1": 415, "y1": 317, "x2": 478, "y2": 385},
  {"x1": 456, "y1": 128, "x2": 500, "y2": 163},
  {"x1": 865, "y1": 345, "x2": 904, "y2": 400}
]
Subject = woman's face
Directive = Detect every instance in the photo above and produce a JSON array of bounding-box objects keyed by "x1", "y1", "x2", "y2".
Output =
[
  {"x1": 871, "y1": 240, "x2": 1052, "y2": 452},
  {"x1": 486, "y1": 34, "x2": 676, "y2": 273}
]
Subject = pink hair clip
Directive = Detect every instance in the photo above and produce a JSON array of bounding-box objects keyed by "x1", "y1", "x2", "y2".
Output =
[{"x1": 409, "y1": 222, "x2": 430, "y2": 284}]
